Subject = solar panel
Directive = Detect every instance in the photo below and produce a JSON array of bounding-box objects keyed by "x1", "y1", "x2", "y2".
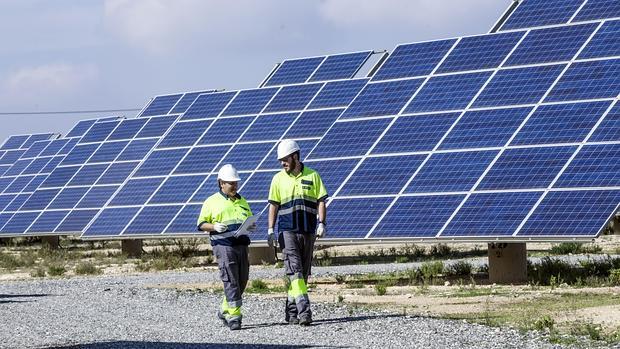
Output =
[
  {"x1": 308, "y1": 51, "x2": 372, "y2": 82},
  {"x1": 499, "y1": 0, "x2": 585, "y2": 31},
  {"x1": 139, "y1": 94, "x2": 183, "y2": 117},
  {"x1": 263, "y1": 56, "x2": 325, "y2": 87},
  {"x1": 573, "y1": 0, "x2": 620, "y2": 22}
]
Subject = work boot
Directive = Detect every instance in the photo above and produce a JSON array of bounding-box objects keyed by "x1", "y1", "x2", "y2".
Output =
[
  {"x1": 217, "y1": 310, "x2": 228, "y2": 326},
  {"x1": 228, "y1": 319, "x2": 241, "y2": 330},
  {"x1": 285, "y1": 316, "x2": 299, "y2": 325},
  {"x1": 299, "y1": 315, "x2": 312, "y2": 326}
]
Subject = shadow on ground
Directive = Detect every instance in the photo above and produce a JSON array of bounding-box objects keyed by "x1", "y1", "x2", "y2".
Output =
[
  {"x1": 0, "y1": 293, "x2": 49, "y2": 304},
  {"x1": 51, "y1": 343, "x2": 344, "y2": 349},
  {"x1": 243, "y1": 313, "x2": 403, "y2": 329}
]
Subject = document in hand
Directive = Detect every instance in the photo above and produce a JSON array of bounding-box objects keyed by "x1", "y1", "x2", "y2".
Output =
[{"x1": 234, "y1": 214, "x2": 259, "y2": 237}]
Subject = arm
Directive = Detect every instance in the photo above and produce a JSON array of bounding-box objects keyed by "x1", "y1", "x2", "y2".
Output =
[
  {"x1": 317, "y1": 200, "x2": 326, "y2": 224},
  {"x1": 268, "y1": 202, "x2": 279, "y2": 229},
  {"x1": 198, "y1": 222, "x2": 216, "y2": 232}
]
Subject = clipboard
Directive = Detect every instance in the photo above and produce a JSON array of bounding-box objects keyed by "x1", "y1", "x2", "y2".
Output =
[{"x1": 234, "y1": 214, "x2": 259, "y2": 237}]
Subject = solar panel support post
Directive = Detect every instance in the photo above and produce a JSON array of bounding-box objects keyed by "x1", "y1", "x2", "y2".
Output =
[
  {"x1": 248, "y1": 246, "x2": 276, "y2": 265},
  {"x1": 121, "y1": 239, "x2": 143, "y2": 258},
  {"x1": 487, "y1": 243, "x2": 527, "y2": 284},
  {"x1": 612, "y1": 215, "x2": 620, "y2": 235},
  {"x1": 41, "y1": 236, "x2": 60, "y2": 250}
]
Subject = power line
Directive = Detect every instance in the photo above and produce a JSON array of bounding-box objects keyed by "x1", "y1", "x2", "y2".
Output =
[{"x1": 0, "y1": 108, "x2": 141, "y2": 116}]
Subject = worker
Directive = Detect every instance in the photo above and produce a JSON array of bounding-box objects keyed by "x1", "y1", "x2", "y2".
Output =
[
  {"x1": 197, "y1": 164, "x2": 255, "y2": 331},
  {"x1": 267, "y1": 139, "x2": 327, "y2": 326}
]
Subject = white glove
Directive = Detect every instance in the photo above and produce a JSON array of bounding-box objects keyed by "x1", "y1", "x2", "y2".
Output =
[
  {"x1": 316, "y1": 223, "x2": 326, "y2": 238},
  {"x1": 247, "y1": 222, "x2": 257, "y2": 233},
  {"x1": 267, "y1": 228, "x2": 278, "y2": 248},
  {"x1": 213, "y1": 223, "x2": 228, "y2": 233}
]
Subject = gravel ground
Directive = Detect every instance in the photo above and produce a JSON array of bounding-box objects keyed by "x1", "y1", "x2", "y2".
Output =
[{"x1": 0, "y1": 263, "x2": 585, "y2": 349}]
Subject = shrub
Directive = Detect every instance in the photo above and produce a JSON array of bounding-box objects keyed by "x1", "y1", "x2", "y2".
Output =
[
  {"x1": 47, "y1": 264, "x2": 66, "y2": 277},
  {"x1": 446, "y1": 261, "x2": 473, "y2": 277},
  {"x1": 75, "y1": 262, "x2": 102, "y2": 275},
  {"x1": 609, "y1": 269, "x2": 620, "y2": 286},
  {"x1": 429, "y1": 244, "x2": 451, "y2": 258},
  {"x1": 375, "y1": 283, "x2": 387, "y2": 296},
  {"x1": 528, "y1": 257, "x2": 574, "y2": 285},
  {"x1": 250, "y1": 279, "x2": 268, "y2": 291},
  {"x1": 0, "y1": 252, "x2": 21, "y2": 270},
  {"x1": 30, "y1": 268, "x2": 46, "y2": 278},
  {"x1": 420, "y1": 261, "x2": 444, "y2": 284},
  {"x1": 550, "y1": 242, "x2": 602, "y2": 255},
  {"x1": 534, "y1": 315, "x2": 555, "y2": 331}
]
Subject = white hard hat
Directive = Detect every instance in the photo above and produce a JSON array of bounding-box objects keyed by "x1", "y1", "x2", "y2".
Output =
[
  {"x1": 277, "y1": 139, "x2": 300, "y2": 160},
  {"x1": 217, "y1": 164, "x2": 241, "y2": 182}
]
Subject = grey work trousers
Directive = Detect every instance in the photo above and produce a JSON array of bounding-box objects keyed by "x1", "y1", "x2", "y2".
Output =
[
  {"x1": 279, "y1": 231, "x2": 315, "y2": 320},
  {"x1": 213, "y1": 244, "x2": 249, "y2": 309}
]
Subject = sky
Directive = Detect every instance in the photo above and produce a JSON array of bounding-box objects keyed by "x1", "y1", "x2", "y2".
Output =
[{"x1": 0, "y1": 0, "x2": 510, "y2": 143}]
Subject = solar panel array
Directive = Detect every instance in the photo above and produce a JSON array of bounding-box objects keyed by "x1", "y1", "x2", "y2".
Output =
[{"x1": 0, "y1": 0, "x2": 618, "y2": 242}]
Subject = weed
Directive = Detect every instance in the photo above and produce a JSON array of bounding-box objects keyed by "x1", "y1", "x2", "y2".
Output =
[
  {"x1": 47, "y1": 264, "x2": 66, "y2": 277},
  {"x1": 550, "y1": 242, "x2": 602, "y2": 255},
  {"x1": 570, "y1": 321, "x2": 603, "y2": 341},
  {"x1": 528, "y1": 257, "x2": 573, "y2": 285},
  {"x1": 316, "y1": 258, "x2": 332, "y2": 267},
  {"x1": 429, "y1": 244, "x2": 451, "y2": 258},
  {"x1": 30, "y1": 268, "x2": 45, "y2": 278},
  {"x1": 334, "y1": 274, "x2": 346, "y2": 284},
  {"x1": 337, "y1": 294, "x2": 344, "y2": 303},
  {"x1": 346, "y1": 282, "x2": 364, "y2": 289},
  {"x1": 534, "y1": 315, "x2": 555, "y2": 331},
  {"x1": 610, "y1": 269, "x2": 620, "y2": 286},
  {"x1": 395, "y1": 256, "x2": 409, "y2": 264},
  {"x1": 374, "y1": 283, "x2": 387, "y2": 296},
  {"x1": 0, "y1": 252, "x2": 21, "y2": 270},
  {"x1": 250, "y1": 279, "x2": 268, "y2": 291},
  {"x1": 75, "y1": 262, "x2": 102, "y2": 275},
  {"x1": 445, "y1": 261, "x2": 472, "y2": 277},
  {"x1": 420, "y1": 261, "x2": 444, "y2": 284},
  {"x1": 173, "y1": 238, "x2": 201, "y2": 258}
]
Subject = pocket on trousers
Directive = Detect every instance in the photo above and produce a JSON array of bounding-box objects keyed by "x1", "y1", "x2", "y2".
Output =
[{"x1": 219, "y1": 267, "x2": 230, "y2": 282}]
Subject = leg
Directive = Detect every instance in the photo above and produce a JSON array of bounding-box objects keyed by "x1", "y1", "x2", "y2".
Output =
[
  {"x1": 296, "y1": 232, "x2": 315, "y2": 325},
  {"x1": 282, "y1": 232, "x2": 311, "y2": 324},
  {"x1": 280, "y1": 232, "x2": 299, "y2": 323},
  {"x1": 214, "y1": 245, "x2": 243, "y2": 330}
]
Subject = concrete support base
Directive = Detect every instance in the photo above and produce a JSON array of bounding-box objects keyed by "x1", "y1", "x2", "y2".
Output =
[
  {"x1": 611, "y1": 215, "x2": 620, "y2": 235},
  {"x1": 488, "y1": 242, "x2": 527, "y2": 284},
  {"x1": 41, "y1": 236, "x2": 60, "y2": 249},
  {"x1": 122, "y1": 240, "x2": 143, "y2": 258},
  {"x1": 248, "y1": 246, "x2": 276, "y2": 265}
]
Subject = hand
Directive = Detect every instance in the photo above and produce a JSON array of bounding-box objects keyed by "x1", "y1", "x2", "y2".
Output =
[
  {"x1": 247, "y1": 222, "x2": 257, "y2": 233},
  {"x1": 213, "y1": 223, "x2": 228, "y2": 233},
  {"x1": 267, "y1": 228, "x2": 278, "y2": 248},
  {"x1": 316, "y1": 223, "x2": 326, "y2": 238}
]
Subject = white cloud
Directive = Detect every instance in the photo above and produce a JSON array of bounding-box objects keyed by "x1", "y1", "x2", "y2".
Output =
[{"x1": 1, "y1": 63, "x2": 99, "y2": 108}]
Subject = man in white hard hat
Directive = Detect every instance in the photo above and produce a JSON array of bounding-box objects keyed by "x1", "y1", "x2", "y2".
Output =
[
  {"x1": 267, "y1": 139, "x2": 327, "y2": 326},
  {"x1": 197, "y1": 164, "x2": 256, "y2": 330}
]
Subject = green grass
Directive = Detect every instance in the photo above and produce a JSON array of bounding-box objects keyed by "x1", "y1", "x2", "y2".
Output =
[{"x1": 74, "y1": 262, "x2": 102, "y2": 275}]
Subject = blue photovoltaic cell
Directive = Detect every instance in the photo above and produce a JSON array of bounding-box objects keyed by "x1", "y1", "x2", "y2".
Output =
[
  {"x1": 60, "y1": 144, "x2": 99, "y2": 166},
  {"x1": 66, "y1": 120, "x2": 97, "y2": 138},
  {"x1": 511, "y1": 101, "x2": 611, "y2": 145},
  {"x1": 437, "y1": 31, "x2": 524, "y2": 73},
  {"x1": 474, "y1": 64, "x2": 565, "y2": 107},
  {"x1": 76, "y1": 186, "x2": 119, "y2": 209},
  {"x1": 1, "y1": 135, "x2": 29, "y2": 150},
  {"x1": 327, "y1": 197, "x2": 393, "y2": 238},
  {"x1": 260, "y1": 139, "x2": 318, "y2": 170},
  {"x1": 27, "y1": 211, "x2": 69, "y2": 233},
  {"x1": 372, "y1": 39, "x2": 456, "y2": 81},
  {"x1": 134, "y1": 148, "x2": 188, "y2": 177},
  {"x1": 4, "y1": 176, "x2": 34, "y2": 194},
  {"x1": 264, "y1": 57, "x2": 325, "y2": 87},
  {"x1": 309, "y1": 118, "x2": 393, "y2": 159},
  {"x1": 140, "y1": 94, "x2": 183, "y2": 117},
  {"x1": 340, "y1": 155, "x2": 426, "y2": 196},
  {"x1": 58, "y1": 139, "x2": 79, "y2": 155},
  {"x1": 240, "y1": 113, "x2": 298, "y2": 142},
  {"x1": 0, "y1": 178, "x2": 13, "y2": 192},
  {"x1": 124, "y1": 205, "x2": 183, "y2": 235},
  {"x1": 174, "y1": 146, "x2": 229, "y2": 175},
  {"x1": 308, "y1": 79, "x2": 368, "y2": 109},
  {"x1": 165, "y1": 204, "x2": 202, "y2": 233},
  {"x1": 40, "y1": 139, "x2": 69, "y2": 157},
  {"x1": 170, "y1": 91, "x2": 213, "y2": 114},
  {"x1": 22, "y1": 175, "x2": 46, "y2": 193},
  {"x1": 79, "y1": 121, "x2": 119, "y2": 144},
  {"x1": 0, "y1": 195, "x2": 15, "y2": 211},
  {"x1": 406, "y1": 150, "x2": 498, "y2": 193},
  {"x1": 222, "y1": 88, "x2": 279, "y2": 116},
  {"x1": 220, "y1": 142, "x2": 275, "y2": 171},
  {"x1": 506, "y1": 23, "x2": 597, "y2": 66},
  {"x1": 303, "y1": 159, "x2": 360, "y2": 196},
  {"x1": 23, "y1": 134, "x2": 55, "y2": 148},
  {"x1": 41, "y1": 157, "x2": 63, "y2": 174},
  {"x1": 405, "y1": 71, "x2": 492, "y2": 113},
  {"x1": 149, "y1": 175, "x2": 205, "y2": 204},
  {"x1": 97, "y1": 162, "x2": 139, "y2": 185},
  {"x1": 555, "y1": 144, "x2": 620, "y2": 188},
  {"x1": 48, "y1": 187, "x2": 90, "y2": 209},
  {"x1": 264, "y1": 84, "x2": 323, "y2": 113},
  {"x1": 136, "y1": 115, "x2": 177, "y2": 138},
  {"x1": 0, "y1": 165, "x2": 6, "y2": 177},
  {"x1": 20, "y1": 189, "x2": 60, "y2": 210},
  {"x1": 284, "y1": 109, "x2": 342, "y2": 139},
  {"x1": 116, "y1": 139, "x2": 157, "y2": 161},
  {"x1": 0, "y1": 213, "x2": 12, "y2": 230},
  {"x1": 309, "y1": 51, "x2": 371, "y2": 82},
  {"x1": 500, "y1": 0, "x2": 584, "y2": 30},
  {"x1": 4, "y1": 160, "x2": 30, "y2": 176},
  {"x1": 373, "y1": 113, "x2": 459, "y2": 154},
  {"x1": 108, "y1": 119, "x2": 148, "y2": 141},
  {"x1": 40, "y1": 167, "x2": 79, "y2": 188},
  {"x1": 341, "y1": 79, "x2": 424, "y2": 119},
  {"x1": 239, "y1": 171, "x2": 277, "y2": 201},
  {"x1": 0, "y1": 150, "x2": 25, "y2": 165},
  {"x1": 573, "y1": 0, "x2": 620, "y2": 21},
  {"x1": 22, "y1": 141, "x2": 52, "y2": 158},
  {"x1": 83, "y1": 207, "x2": 140, "y2": 236},
  {"x1": 441, "y1": 191, "x2": 542, "y2": 237},
  {"x1": 182, "y1": 92, "x2": 236, "y2": 120},
  {"x1": 373, "y1": 195, "x2": 465, "y2": 238},
  {"x1": 109, "y1": 178, "x2": 164, "y2": 206},
  {"x1": 157, "y1": 120, "x2": 212, "y2": 148},
  {"x1": 440, "y1": 107, "x2": 532, "y2": 150},
  {"x1": 0, "y1": 212, "x2": 41, "y2": 234},
  {"x1": 4, "y1": 194, "x2": 30, "y2": 211},
  {"x1": 546, "y1": 59, "x2": 620, "y2": 102},
  {"x1": 579, "y1": 20, "x2": 620, "y2": 59},
  {"x1": 590, "y1": 103, "x2": 620, "y2": 142},
  {"x1": 518, "y1": 190, "x2": 620, "y2": 236},
  {"x1": 88, "y1": 141, "x2": 128, "y2": 163},
  {"x1": 197, "y1": 117, "x2": 254, "y2": 145},
  {"x1": 67, "y1": 164, "x2": 109, "y2": 186},
  {"x1": 55, "y1": 209, "x2": 99, "y2": 232},
  {"x1": 478, "y1": 146, "x2": 577, "y2": 190}
]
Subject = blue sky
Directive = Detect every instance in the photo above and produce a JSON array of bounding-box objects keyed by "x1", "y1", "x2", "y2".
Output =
[{"x1": 0, "y1": 0, "x2": 509, "y2": 142}]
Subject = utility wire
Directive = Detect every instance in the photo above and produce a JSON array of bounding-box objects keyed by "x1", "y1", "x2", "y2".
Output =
[{"x1": 0, "y1": 108, "x2": 141, "y2": 116}]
